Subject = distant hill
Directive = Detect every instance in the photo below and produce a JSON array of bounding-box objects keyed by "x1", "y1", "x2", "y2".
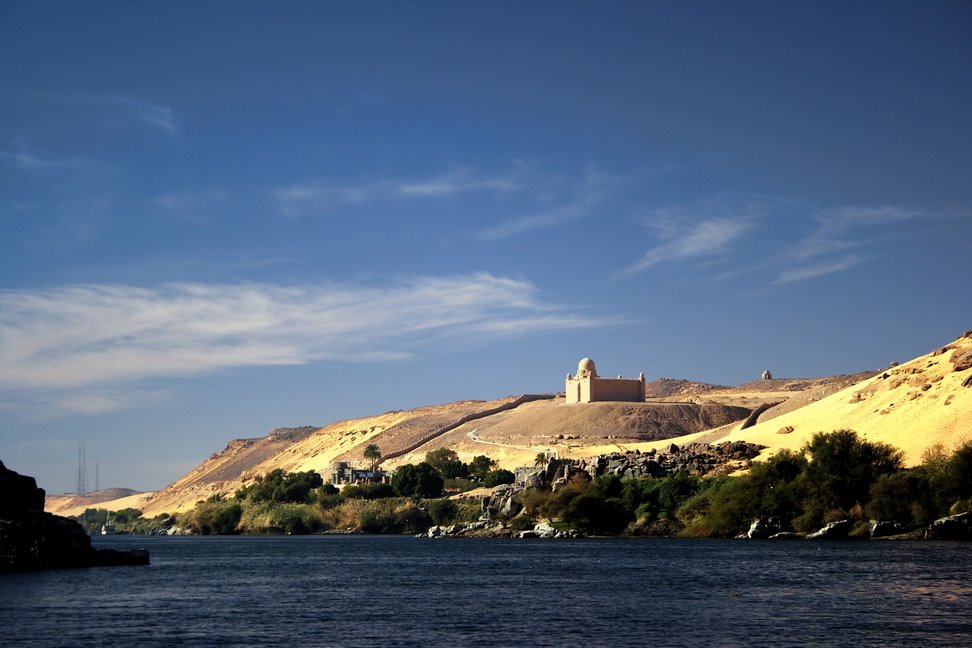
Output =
[
  {"x1": 48, "y1": 331, "x2": 972, "y2": 518},
  {"x1": 45, "y1": 488, "x2": 143, "y2": 516},
  {"x1": 644, "y1": 378, "x2": 727, "y2": 398}
]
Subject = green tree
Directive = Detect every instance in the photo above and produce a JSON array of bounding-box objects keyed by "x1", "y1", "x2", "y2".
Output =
[
  {"x1": 867, "y1": 470, "x2": 934, "y2": 527},
  {"x1": 424, "y1": 448, "x2": 468, "y2": 478},
  {"x1": 562, "y1": 493, "x2": 630, "y2": 534},
  {"x1": 391, "y1": 462, "x2": 444, "y2": 498},
  {"x1": 946, "y1": 440, "x2": 972, "y2": 500},
  {"x1": 425, "y1": 448, "x2": 460, "y2": 471},
  {"x1": 468, "y1": 455, "x2": 497, "y2": 479},
  {"x1": 803, "y1": 429, "x2": 903, "y2": 513},
  {"x1": 363, "y1": 444, "x2": 382, "y2": 471},
  {"x1": 483, "y1": 468, "x2": 515, "y2": 487}
]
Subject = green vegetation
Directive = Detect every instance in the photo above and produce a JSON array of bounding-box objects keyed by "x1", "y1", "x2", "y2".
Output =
[
  {"x1": 73, "y1": 508, "x2": 177, "y2": 535},
  {"x1": 510, "y1": 431, "x2": 971, "y2": 538},
  {"x1": 391, "y1": 462, "x2": 444, "y2": 498},
  {"x1": 100, "y1": 431, "x2": 971, "y2": 537},
  {"x1": 425, "y1": 448, "x2": 468, "y2": 479},
  {"x1": 483, "y1": 468, "x2": 515, "y2": 487},
  {"x1": 363, "y1": 444, "x2": 382, "y2": 471},
  {"x1": 468, "y1": 455, "x2": 497, "y2": 479},
  {"x1": 233, "y1": 468, "x2": 323, "y2": 503}
]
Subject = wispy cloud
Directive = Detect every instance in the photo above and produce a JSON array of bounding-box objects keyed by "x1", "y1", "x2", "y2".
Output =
[
  {"x1": 477, "y1": 202, "x2": 586, "y2": 241},
  {"x1": 276, "y1": 167, "x2": 523, "y2": 216},
  {"x1": 32, "y1": 91, "x2": 178, "y2": 137},
  {"x1": 397, "y1": 170, "x2": 519, "y2": 197},
  {"x1": 476, "y1": 167, "x2": 628, "y2": 241},
  {"x1": 773, "y1": 255, "x2": 863, "y2": 285},
  {"x1": 774, "y1": 205, "x2": 919, "y2": 284},
  {"x1": 0, "y1": 148, "x2": 117, "y2": 249},
  {"x1": 617, "y1": 205, "x2": 757, "y2": 277},
  {"x1": 0, "y1": 275, "x2": 608, "y2": 411}
]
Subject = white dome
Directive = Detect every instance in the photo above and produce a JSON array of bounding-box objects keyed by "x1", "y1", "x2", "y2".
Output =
[{"x1": 577, "y1": 357, "x2": 596, "y2": 373}]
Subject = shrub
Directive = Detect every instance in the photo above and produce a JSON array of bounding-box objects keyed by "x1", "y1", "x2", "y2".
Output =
[
  {"x1": 507, "y1": 514, "x2": 536, "y2": 531},
  {"x1": 342, "y1": 483, "x2": 395, "y2": 500},
  {"x1": 191, "y1": 500, "x2": 243, "y2": 535},
  {"x1": 443, "y1": 477, "x2": 478, "y2": 493},
  {"x1": 358, "y1": 500, "x2": 432, "y2": 534},
  {"x1": 428, "y1": 498, "x2": 458, "y2": 525},
  {"x1": 269, "y1": 504, "x2": 325, "y2": 534}
]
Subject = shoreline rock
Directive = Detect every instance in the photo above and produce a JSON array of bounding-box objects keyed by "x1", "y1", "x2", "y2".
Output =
[{"x1": 1, "y1": 461, "x2": 149, "y2": 572}]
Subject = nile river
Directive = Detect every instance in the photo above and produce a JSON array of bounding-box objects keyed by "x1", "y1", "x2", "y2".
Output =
[{"x1": 2, "y1": 535, "x2": 971, "y2": 646}]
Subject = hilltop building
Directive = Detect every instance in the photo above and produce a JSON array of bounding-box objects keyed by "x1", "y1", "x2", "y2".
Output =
[{"x1": 565, "y1": 357, "x2": 645, "y2": 404}]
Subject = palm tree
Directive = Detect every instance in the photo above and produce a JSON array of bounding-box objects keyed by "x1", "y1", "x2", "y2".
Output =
[
  {"x1": 363, "y1": 444, "x2": 382, "y2": 472},
  {"x1": 534, "y1": 452, "x2": 548, "y2": 469}
]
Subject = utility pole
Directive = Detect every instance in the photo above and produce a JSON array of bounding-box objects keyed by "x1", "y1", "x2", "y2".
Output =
[{"x1": 75, "y1": 442, "x2": 88, "y2": 495}]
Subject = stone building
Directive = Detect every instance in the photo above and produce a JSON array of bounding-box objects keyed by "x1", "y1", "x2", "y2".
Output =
[{"x1": 565, "y1": 357, "x2": 645, "y2": 404}]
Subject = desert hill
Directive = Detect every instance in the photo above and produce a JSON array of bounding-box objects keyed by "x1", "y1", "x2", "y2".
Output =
[
  {"x1": 580, "y1": 332, "x2": 972, "y2": 467},
  {"x1": 46, "y1": 332, "x2": 972, "y2": 518}
]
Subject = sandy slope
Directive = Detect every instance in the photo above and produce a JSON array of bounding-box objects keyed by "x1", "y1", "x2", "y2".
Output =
[{"x1": 586, "y1": 333, "x2": 972, "y2": 465}]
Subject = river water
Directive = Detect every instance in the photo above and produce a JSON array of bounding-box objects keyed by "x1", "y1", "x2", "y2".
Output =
[{"x1": 2, "y1": 535, "x2": 970, "y2": 646}]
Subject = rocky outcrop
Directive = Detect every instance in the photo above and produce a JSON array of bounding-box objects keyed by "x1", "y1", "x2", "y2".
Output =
[
  {"x1": 576, "y1": 441, "x2": 764, "y2": 480},
  {"x1": 0, "y1": 462, "x2": 149, "y2": 572},
  {"x1": 925, "y1": 512, "x2": 970, "y2": 540},
  {"x1": 806, "y1": 519, "x2": 852, "y2": 540},
  {"x1": 746, "y1": 517, "x2": 782, "y2": 539},
  {"x1": 870, "y1": 520, "x2": 902, "y2": 538}
]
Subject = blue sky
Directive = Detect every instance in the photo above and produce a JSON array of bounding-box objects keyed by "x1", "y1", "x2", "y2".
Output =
[{"x1": 1, "y1": 1, "x2": 970, "y2": 494}]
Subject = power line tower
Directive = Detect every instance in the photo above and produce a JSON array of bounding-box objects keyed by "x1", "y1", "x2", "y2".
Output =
[
  {"x1": 94, "y1": 463, "x2": 100, "y2": 492},
  {"x1": 75, "y1": 442, "x2": 88, "y2": 495}
]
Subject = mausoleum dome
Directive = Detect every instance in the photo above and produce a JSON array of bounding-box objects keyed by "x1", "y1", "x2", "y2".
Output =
[{"x1": 577, "y1": 357, "x2": 596, "y2": 374}]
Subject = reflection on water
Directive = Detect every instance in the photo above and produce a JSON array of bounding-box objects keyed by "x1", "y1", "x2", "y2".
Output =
[{"x1": 2, "y1": 536, "x2": 970, "y2": 647}]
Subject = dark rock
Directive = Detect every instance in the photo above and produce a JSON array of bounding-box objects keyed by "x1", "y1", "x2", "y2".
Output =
[
  {"x1": 806, "y1": 519, "x2": 852, "y2": 540},
  {"x1": 925, "y1": 512, "x2": 970, "y2": 540},
  {"x1": 870, "y1": 520, "x2": 902, "y2": 538},
  {"x1": 746, "y1": 518, "x2": 782, "y2": 539},
  {"x1": 0, "y1": 461, "x2": 149, "y2": 572},
  {"x1": 0, "y1": 462, "x2": 46, "y2": 515},
  {"x1": 950, "y1": 349, "x2": 972, "y2": 372}
]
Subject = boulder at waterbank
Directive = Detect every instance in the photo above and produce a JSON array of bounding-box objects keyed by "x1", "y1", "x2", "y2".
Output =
[
  {"x1": 746, "y1": 518, "x2": 781, "y2": 539},
  {"x1": 925, "y1": 512, "x2": 970, "y2": 540},
  {"x1": 870, "y1": 521, "x2": 902, "y2": 538},
  {"x1": 806, "y1": 520, "x2": 852, "y2": 540},
  {"x1": 0, "y1": 461, "x2": 149, "y2": 572}
]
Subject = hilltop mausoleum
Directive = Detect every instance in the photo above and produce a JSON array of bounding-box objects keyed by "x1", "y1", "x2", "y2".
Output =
[{"x1": 565, "y1": 357, "x2": 645, "y2": 404}]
